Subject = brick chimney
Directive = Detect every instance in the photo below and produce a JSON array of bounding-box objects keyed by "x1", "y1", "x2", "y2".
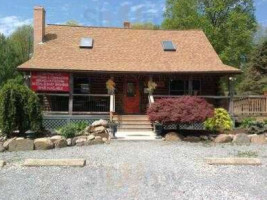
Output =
[
  {"x1": 34, "y1": 6, "x2": 46, "y2": 45},
  {"x1": 123, "y1": 21, "x2": 131, "y2": 29}
]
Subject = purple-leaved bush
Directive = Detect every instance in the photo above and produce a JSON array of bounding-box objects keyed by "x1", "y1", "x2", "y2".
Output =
[{"x1": 147, "y1": 96, "x2": 214, "y2": 124}]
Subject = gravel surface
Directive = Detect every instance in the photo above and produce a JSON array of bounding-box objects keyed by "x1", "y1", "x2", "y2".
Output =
[{"x1": 0, "y1": 141, "x2": 267, "y2": 200}]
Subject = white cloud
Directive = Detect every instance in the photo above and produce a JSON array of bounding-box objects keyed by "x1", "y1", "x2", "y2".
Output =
[
  {"x1": 130, "y1": 4, "x2": 146, "y2": 12},
  {"x1": 146, "y1": 9, "x2": 158, "y2": 14},
  {"x1": 121, "y1": 1, "x2": 131, "y2": 6},
  {"x1": 0, "y1": 16, "x2": 32, "y2": 36}
]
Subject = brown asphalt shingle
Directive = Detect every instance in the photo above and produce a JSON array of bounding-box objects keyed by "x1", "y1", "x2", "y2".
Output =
[{"x1": 18, "y1": 25, "x2": 240, "y2": 74}]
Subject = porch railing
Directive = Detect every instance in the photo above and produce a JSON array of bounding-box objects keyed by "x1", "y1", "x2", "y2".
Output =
[
  {"x1": 38, "y1": 93, "x2": 111, "y2": 115},
  {"x1": 233, "y1": 96, "x2": 267, "y2": 116}
]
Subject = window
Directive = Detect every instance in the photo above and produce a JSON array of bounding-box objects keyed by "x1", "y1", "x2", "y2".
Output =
[
  {"x1": 170, "y1": 80, "x2": 189, "y2": 95},
  {"x1": 162, "y1": 41, "x2": 176, "y2": 51},
  {"x1": 80, "y1": 37, "x2": 93, "y2": 48},
  {"x1": 74, "y1": 77, "x2": 90, "y2": 94},
  {"x1": 192, "y1": 80, "x2": 201, "y2": 95},
  {"x1": 127, "y1": 82, "x2": 136, "y2": 97}
]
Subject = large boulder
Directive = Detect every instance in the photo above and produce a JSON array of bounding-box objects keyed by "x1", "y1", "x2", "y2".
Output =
[
  {"x1": 91, "y1": 126, "x2": 106, "y2": 134},
  {"x1": 66, "y1": 138, "x2": 72, "y2": 146},
  {"x1": 72, "y1": 136, "x2": 87, "y2": 145},
  {"x1": 250, "y1": 134, "x2": 266, "y2": 145},
  {"x1": 93, "y1": 130, "x2": 110, "y2": 139},
  {"x1": 54, "y1": 139, "x2": 68, "y2": 148},
  {"x1": 3, "y1": 138, "x2": 16, "y2": 150},
  {"x1": 0, "y1": 143, "x2": 5, "y2": 152},
  {"x1": 233, "y1": 133, "x2": 251, "y2": 145},
  {"x1": 92, "y1": 119, "x2": 108, "y2": 127},
  {"x1": 75, "y1": 138, "x2": 87, "y2": 146},
  {"x1": 165, "y1": 132, "x2": 183, "y2": 141},
  {"x1": 8, "y1": 138, "x2": 34, "y2": 151},
  {"x1": 183, "y1": 136, "x2": 201, "y2": 143},
  {"x1": 88, "y1": 136, "x2": 104, "y2": 145},
  {"x1": 214, "y1": 134, "x2": 232, "y2": 143},
  {"x1": 50, "y1": 135, "x2": 65, "y2": 143},
  {"x1": 34, "y1": 138, "x2": 54, "y2": 150},
  {"x1": 0, "y1": 136, "x2": 6, "y2": 142}
]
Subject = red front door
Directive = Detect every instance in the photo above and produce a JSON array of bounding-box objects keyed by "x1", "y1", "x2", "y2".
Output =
[{"x1": 123, "y1": 77, "x2": 140, "y2": 114}]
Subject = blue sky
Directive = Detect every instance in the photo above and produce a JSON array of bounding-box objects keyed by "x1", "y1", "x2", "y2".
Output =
[{"x1": 0, "y1": 0, "x2": 266, "y2": 35}]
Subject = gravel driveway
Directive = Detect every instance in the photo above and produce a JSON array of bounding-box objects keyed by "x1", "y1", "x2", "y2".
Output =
[{"x1": 1, "y1": 141, "x2": 267, "y2": 200}]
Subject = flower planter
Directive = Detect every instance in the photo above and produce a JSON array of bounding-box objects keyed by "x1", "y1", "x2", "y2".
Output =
[
  {"x1": 109, "y1": 123, "x2": 118, "y2": 138},
  {"x1": 154, "y1": 123, "x2": 163, "y2": 136}
]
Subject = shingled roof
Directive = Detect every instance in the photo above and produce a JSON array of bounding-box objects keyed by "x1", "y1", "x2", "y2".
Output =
[{"x1": 18, "y1": 24, "x2": 240, "y2": 74}]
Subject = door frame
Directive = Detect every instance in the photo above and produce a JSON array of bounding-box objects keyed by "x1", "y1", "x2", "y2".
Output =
[{"x1": 122, "y1": 75, "x2": 141, "y2": 114}]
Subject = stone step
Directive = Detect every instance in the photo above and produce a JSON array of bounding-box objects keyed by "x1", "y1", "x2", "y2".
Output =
[
  {"x1": 113, "y1": 115, "x2": 149, "y2": 121},
  {"x1": 118, "y1": 124, "x2": 153, "y2": 129},
  {"x1": 114, "y1": 120, "x2": 152, "y2": 125},
  {"x1": 117, "y1": 128, "x2": 153, "y2": 132},
  {"x1": 115, "y1": 131, "x2": 157, "y2": 140}
]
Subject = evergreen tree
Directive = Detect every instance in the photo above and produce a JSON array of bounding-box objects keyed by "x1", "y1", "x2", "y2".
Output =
[{"x1": 238, "y1": 40, "x2": 267, "y2": 94}]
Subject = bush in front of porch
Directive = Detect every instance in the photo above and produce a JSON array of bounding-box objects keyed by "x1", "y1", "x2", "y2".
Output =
[
  {"x1": 0, "y1": 81, "x2": 42, "y2": 138},
  {"x1": 147, "y1": 96, "x2": 214, "y2": 125}
]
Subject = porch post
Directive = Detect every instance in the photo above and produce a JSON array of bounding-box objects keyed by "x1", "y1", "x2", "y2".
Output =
[
  {"x1": 228, "y1": 77, "x2": 234, "y2": 116},
  {"x1": 69, "y1": 73, "x2": 73, "y2": 115}
]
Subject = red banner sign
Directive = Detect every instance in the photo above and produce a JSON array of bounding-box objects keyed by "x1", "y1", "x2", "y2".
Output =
[{"x1": 31, "y1": 72, "x2": 70, "y2": 92}]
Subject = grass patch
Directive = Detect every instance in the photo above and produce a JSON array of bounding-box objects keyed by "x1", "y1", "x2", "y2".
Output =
[{"x1": 236, "y1": 151, "x2": 258, "y2": 158}]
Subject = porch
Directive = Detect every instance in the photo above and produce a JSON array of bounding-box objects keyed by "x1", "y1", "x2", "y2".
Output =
[
  {"x1": 37, "y1": 72, "x2": 232, "y2": 114},
  {"x1": 35, "y1": 72, "x2": 267, "y2": 130}
]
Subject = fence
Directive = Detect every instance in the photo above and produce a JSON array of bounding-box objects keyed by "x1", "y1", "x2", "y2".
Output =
[{"x1": 233, "y1": 96, "x2": 267, "y2": 116}]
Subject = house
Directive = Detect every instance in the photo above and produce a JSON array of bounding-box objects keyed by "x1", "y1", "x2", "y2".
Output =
[{"x1": 18, "y1": 6, "x2": 241, "y2": 131}]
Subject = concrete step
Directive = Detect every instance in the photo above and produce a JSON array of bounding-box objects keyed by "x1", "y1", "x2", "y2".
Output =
[
  {"x1": 115, "y1": 131, "x2": 158, "y2": 141},
  {"x1": 114, "y1": 121, "x2": 152, "y2": 125},
  {"x1": 118, "y1": 124, "x2": 152, "y2": 129},
  {"x1": 113, "y1": 115, "x2": 149, "y2": 121}
]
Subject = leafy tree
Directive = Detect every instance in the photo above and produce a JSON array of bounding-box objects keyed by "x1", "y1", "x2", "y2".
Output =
[
  {"x1": 238, "y1": 40, "x2": 267, "y2": 94},
  {"x1": 0, "y1": 25, "x2": 33, "y2": 87},
  {"x1": 0, "y1": 34, "x2": 18, "y2": 87},
  {"x1": 65, "y1": 20, "x2": 80, "y2": 26},
  {"x1": 9, "y1": 25, "x2": 33, "y2": 65},
  {"x1": 132, "y1": 22, "x2": 160, "y2": 30},
  {"x1": 0, "y1": 81, "x2": 42, "y2": 137},
  {"x1": 162, "y1": 0, "x2": 257, "y2": 68}
]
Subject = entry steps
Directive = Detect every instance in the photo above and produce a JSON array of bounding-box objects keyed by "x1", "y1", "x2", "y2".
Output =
[{"x1": 113, "y1": 115, "x2": 157, "y2": 140}]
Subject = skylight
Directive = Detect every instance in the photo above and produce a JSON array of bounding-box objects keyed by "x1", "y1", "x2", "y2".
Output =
[
  {"x1": 80, "y1": 37, "x2": 94, "y2": 48},
  {"x1": 162, "y1": 41, "x2": 176, "y2": 51}
]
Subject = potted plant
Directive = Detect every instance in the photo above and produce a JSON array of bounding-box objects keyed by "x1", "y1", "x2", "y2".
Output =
[
  {"x1": 109, "y1": 121, "x2": 118, "y2": 138},
  {"x1": 263, "y1": 86, "x2": 267, "y2": 96},
  {"x1": 25, "y1": 130, "x2": 36, "y2": 139},
  {"x1": 154, "y1": 122, "x2": 164, "y2": 136}
]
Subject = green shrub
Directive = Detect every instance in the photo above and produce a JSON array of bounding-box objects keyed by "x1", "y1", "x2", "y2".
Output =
[
  {"x1": 247, "y1": 121, "x2": 267, "y2": 135},
  {"x1": 58, "y1": 122, "x2": 88, "y2": 138},
  {"x1": 204, "y1": 108, "x2": 233, "y2": 132},
  {"x1": 0, "y1": 81, "x2": 42, "y2": 137},
  {"x1": 240, "y1": 117, "x2": 256, "y2": 128}
]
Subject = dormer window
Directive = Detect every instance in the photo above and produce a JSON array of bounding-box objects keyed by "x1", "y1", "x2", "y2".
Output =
[
  {"x1": 80, "y1": 37, "x2": 94, "y2": 48},
  {"x1": 162, "y1": 41, "x2": 176, "y2": 51}
]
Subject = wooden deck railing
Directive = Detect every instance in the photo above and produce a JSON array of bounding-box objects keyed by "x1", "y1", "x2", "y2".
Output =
[
  {"x1": 38, "y1": 93, "x2": 111, "y2": 115},
  {"x1": 233, "y1": 96, "x2": 267, "y2": 116}
]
